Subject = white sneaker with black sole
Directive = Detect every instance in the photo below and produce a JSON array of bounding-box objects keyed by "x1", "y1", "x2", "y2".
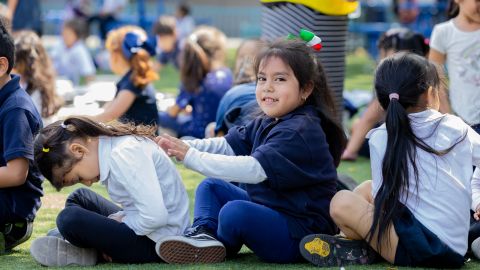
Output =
[
  {"x1": 472, "y1": 237, "x2": 480, "y2": 259},
  {"x1": 30, "y1": 236, "x2": 97, "y2": 267},
  {"x1": 156, "y1": 226, "x2": 226, "y2": 264}
]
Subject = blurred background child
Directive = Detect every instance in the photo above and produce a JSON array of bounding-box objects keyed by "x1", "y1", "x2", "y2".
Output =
[
  {"x1": 341, "y1": 28, "x2": 430, "y2": 161},
  {"x1": 158, "y1": 26, "x2": 232, "y2": 139},
  {"x1": 152, "y1": 15, "x2": 182, "y2": 71},
  {"x1": 0, "y1": 21, "x2": 43, "y2": 254},
  {"x1": 13, "y1": 30, "x2": 63, "y2": 125},
  {"x1": 50, "y1": 19, "x2": 96, "y2": 86},
  {"x1": 174, "y1": 2, "x2": 195, "y2": 43},
  {"x1": 92, "y1": 25, "x2": 159, "y2": 126},
  {"x1": 429, "y1": 0, "x2": 480, "y2": 134},
  {"x1": 213, "y1": 39, "x2": 263, "y2": 136}
]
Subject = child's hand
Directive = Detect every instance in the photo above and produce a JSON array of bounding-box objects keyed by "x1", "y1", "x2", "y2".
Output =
[
  {"x1": 108, "y1": 212, "x2": 125, "y2": 223},
  {"x1": 154, "y1": 133, "x2": 190, "y2": 161},
  {"x1": 475, "y1": 207, "x2": 480, "y2": 221}
]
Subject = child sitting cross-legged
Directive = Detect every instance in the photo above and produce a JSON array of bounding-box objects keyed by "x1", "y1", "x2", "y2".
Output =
[
  {"x1": 0, "y1": 19, "x2": 43, "y2": 254},
  {"x1": 300, "y1": 52, "x2": 480, "y2": 268},
  {"x1": 29, "y1": 116, "x2": 190, "y2": 267},
  {"x1": 154, "y1": 38, "x2": 346, "y2": 264}
]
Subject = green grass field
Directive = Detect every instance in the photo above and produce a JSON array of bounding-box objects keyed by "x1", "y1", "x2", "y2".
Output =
[{"x1": 2, "y1": 51, "x2": 478, "y2": 269}]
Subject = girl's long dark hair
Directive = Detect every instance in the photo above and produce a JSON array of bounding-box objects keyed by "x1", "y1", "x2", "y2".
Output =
[
  {"x1": 34, "y1": 116, "x2": 156, "y2": 190},
  {"x1": 369, "y1": 52, "x2": 465, "y2": 252},
  {"x1": 447, "y1": 0, "x2": 459, "y2": 19},
  {"x1": 254, "y1": 40, "x2": 346, "y2": 167}
]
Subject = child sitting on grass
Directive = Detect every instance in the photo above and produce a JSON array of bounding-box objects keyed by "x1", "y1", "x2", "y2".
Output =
[
  {"x1": 155, "y1": 38, "x2": 346, "y2": 264},
  {"x1": 13, "y1": 30, "x2": 63, "y2": 125},
  {"x1": 0, "y1": 20, "x2": 43, "y2": 254},
  {"x1": 300, "y1": 52, "x2": 480, "y2": 268},
  {"x1": 92, "y1": 25, "x2": 159, "y2": 126},
  {"x1": 50, "y1": 19, "x2": 96, "y2": 85},
  {"x1": 158, "y1": 26, "x2": 233, "y2": 138},
  {"x1": 30, "y1": 117, "x2": 190, "y2": 266}
]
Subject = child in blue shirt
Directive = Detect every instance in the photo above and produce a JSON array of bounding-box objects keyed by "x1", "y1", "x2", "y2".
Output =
[
  {"x1": 0, "y1": 21, "x2": 43, "y2": 252},
  {"x1": 155, "y1": 39, "x2": 347, "y2": 264},
  {"x1": 158, "y1": 26, "x2": 233, "y2": 138},
  {"x1": 152, "y1": 15, "x2": 182, "y2": 70},
  {"x1": 92, "y1": 25, "x2": 159, "y2": 126}
]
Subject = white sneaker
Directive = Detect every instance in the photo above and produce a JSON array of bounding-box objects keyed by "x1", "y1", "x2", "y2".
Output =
[
  {"x1": 30, "y1": 236, "x2": 97, "y2": 266},
  {"x1": 472, "y1": 237, "x2": 480, "y2": 259}
]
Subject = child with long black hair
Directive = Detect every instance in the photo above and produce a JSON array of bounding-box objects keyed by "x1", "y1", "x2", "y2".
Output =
[
  {"x1": 155, "y1": 39, "x2": 346, "y2": 264},
  {"x1": 300, "y1": 52, "x2": 480, "y2": 268}
]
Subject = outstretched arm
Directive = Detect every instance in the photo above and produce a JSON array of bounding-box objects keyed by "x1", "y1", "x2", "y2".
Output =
[
  {"x1": 155, "y1": 134, "x2": 267, "y2": 183},
  {"x1": 429, "y1": 49, "x2": 451, "y2": 114},
  {"x1": 91, "y1": 90, "x2": 136, "y2": 123}
]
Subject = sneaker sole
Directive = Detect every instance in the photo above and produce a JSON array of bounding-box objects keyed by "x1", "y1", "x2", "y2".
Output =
[
  {"x1": 299, "y1": 234, "x2": 374, "y2": 267},
  {"x1": 30, "y1": 236, "x2": 97, "y2": 267},
  {"x1": 157, "y1": 238, "x2": 226, "y2": 264},
  {"x1": 5, "y1": 222, "x2": 33, "y2": 250}
]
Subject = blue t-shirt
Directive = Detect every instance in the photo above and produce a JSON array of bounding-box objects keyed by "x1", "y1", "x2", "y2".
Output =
[
  {"x1": 225, "y1": 105, "x2": 338, "y2": 239},
  {"x1": 214, "y1": 82, "x2": 258, "y2": 134},
  {"x1": 176, "y1": 67, "x2": 233, "y2": 138},
  {"x1": 12, "y1": 0, "x2": 42, "y2": 34},
  {"x1": 116, "y1": 70, "x2": 158, "y2": 126},
  {"x1": 157, "y1": 40, "x2": 181, "y2": 70},
  {"x1": 0, "y1": 75, "x2": 43, "y2": 221}
]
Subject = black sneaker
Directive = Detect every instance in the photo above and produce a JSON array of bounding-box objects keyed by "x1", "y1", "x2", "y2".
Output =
[
  {"x1": 4, "y1": 220, "x2": 33, "y2": 250},
  {"x1": 299, "y1": 234, "x2": 376, "y2": 267},
  {"x1": 156, "y1": 226, "x2": 226, "y2": 264}
]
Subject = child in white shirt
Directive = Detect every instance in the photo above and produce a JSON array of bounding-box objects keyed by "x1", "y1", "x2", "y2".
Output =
[
  {"x1": 29, "y1": 116, "x2": 190, "y2": 266},
  {"x1": 51, "y1": 19, "x2": 96, "y2": 85}
]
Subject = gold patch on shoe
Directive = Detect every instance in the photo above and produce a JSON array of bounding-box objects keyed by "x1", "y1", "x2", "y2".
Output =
[{"x1": 305, "y1": 238, "x2": 330, "y2": 257}]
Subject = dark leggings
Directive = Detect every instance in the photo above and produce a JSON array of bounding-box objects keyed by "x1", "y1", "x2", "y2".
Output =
[
  {"x1": 192, "y1": 178, "x2": 302, "y2": 263},
  {"x1": 57, "y1": 188, "x2": 161, "y2": 263}
]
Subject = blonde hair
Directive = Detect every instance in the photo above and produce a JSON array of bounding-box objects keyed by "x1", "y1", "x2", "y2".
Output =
[
  {"x1": 14, "y1": 30, "x2": 62, "y2": 118},
  {"x1": 106, "y1": 25, "x2": 158, "y2": 88}
]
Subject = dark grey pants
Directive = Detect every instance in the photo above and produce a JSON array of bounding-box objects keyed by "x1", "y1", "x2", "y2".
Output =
[{"x1": 57, "y1": 188, "x2": 162, "y2": 263}]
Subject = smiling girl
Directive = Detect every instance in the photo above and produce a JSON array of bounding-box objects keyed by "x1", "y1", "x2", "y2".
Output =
[
  {"x1": 29, "y1": 116, "x2": 190, "y2": 267},
  {"x1": 154, "y1": 39, "x2": 346, "y2": 264}
]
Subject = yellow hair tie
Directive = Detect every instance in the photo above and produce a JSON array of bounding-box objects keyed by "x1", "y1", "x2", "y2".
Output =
[{"x1": 42, "y1": 147, "x2": 50, "y2": 153}]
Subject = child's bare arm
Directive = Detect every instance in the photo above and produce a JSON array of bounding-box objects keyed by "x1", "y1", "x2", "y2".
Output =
[
  {"x1": 429, "y1": 49, "x2": 451, "y2": 114},
  {"x1": 92, "y1": 90, "x2": 136, "y2": 123},
  {"x1": 0, "y1": 157, "x2": 28, "y2": 188}
]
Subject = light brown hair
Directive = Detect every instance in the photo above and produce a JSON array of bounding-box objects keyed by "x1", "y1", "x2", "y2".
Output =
[
  {"x1": 106, "y1": 25, "x2": 158, "y2": 88},
  {"x1": 14, "y1": 30, "x2": 62, "y2": 117}
]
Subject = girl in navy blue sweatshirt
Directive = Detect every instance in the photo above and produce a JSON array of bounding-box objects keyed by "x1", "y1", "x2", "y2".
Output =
[{"x1": 155, "y1": 39, "x2": 346, "y2": 264}]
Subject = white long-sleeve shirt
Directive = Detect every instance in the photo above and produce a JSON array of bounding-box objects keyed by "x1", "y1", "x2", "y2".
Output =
[
  {"x1": 183, "y1": 137, "x2": 267, "y2": 184},
  {"x1": 98, "y1": 136, "x2": 190, "y2": 242},
  {"x1": 368, "y1": 109, "x2": 480, "y2": 256}
]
